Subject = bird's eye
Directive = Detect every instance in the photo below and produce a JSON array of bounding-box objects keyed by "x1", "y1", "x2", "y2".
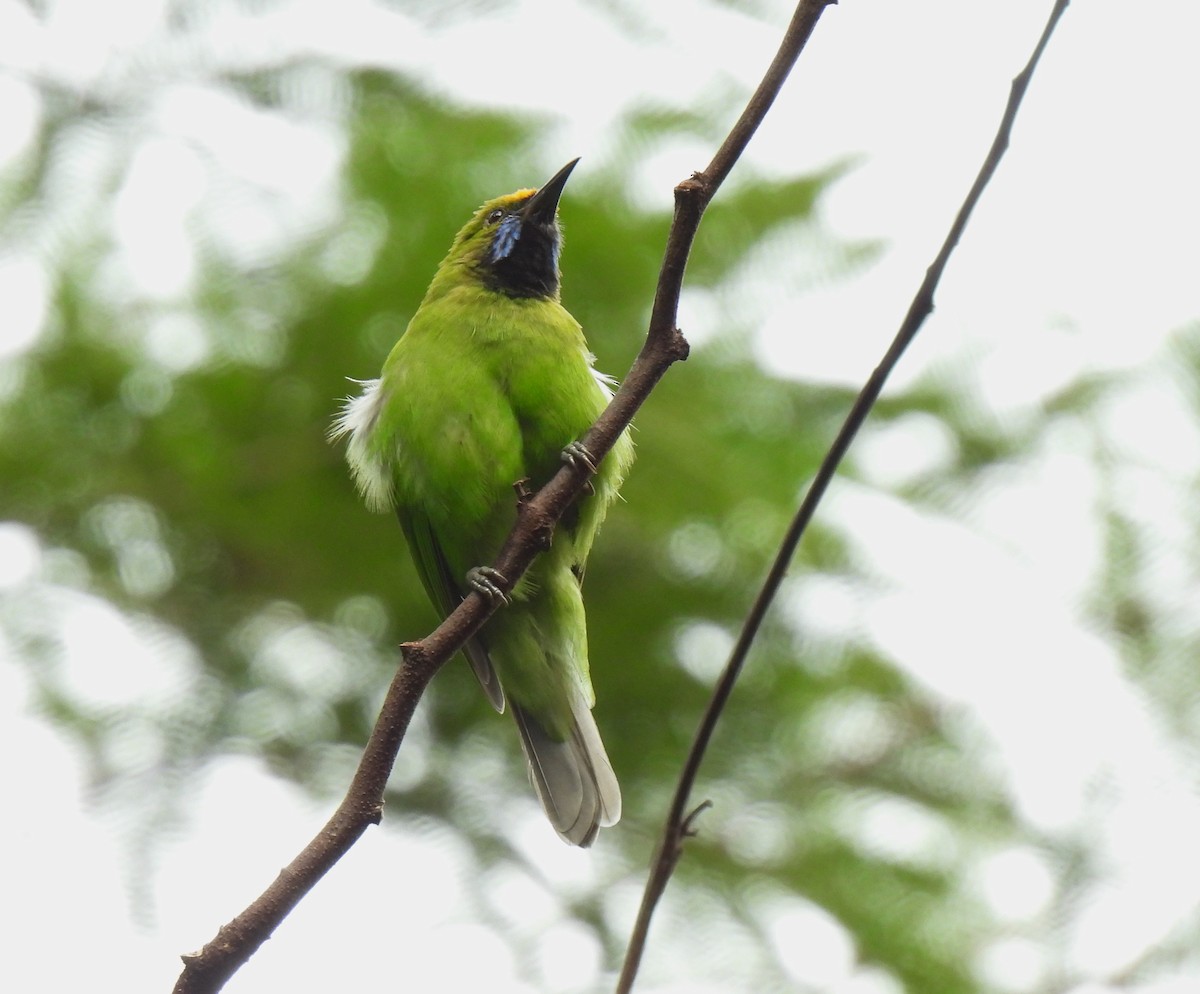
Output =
[{"x1": 486, "y1": 209, "x2": 504, "y2": 225}]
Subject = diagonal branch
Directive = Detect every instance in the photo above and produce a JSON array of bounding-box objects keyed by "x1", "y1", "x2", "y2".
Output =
[
  {"x1": 615, "y1": 1, "x2": 1070, "y2": 991},
  {"x1": 171, "y1": 2, "x2": 836, "y2": 990}
]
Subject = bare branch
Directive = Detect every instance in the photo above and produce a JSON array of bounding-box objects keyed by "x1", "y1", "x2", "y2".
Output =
[
  {"x1": 171, "y1": 1, "x2": 835, "y2": 989},
  {"x1": 615, "y1": 1, "x2": 1070, "y2": 991}
]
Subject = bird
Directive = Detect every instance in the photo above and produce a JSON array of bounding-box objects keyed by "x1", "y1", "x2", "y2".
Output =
[{"x1": 331, "y1": 159, "x2": 633, "y2": 847}]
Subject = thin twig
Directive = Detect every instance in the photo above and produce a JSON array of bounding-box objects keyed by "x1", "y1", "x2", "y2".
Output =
[
  {"x1": 614, "y1": 2, "x2": 1070, "y2": 991},
  {"x1": 170, "y1": 3, "x2": 839, "y2": 990}
]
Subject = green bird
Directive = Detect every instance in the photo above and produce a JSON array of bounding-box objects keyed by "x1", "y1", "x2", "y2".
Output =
[{"x1": 331, "y1": 160, "x2": 633, "y2": 846}]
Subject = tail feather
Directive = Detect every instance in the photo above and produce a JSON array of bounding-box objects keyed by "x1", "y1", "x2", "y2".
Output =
[
  {"x1": 464, "y1": 639, "x2": 505, "y2": 713},
  {"x1": 511, "y1": 695, "x2": 620, "y2": 847}
]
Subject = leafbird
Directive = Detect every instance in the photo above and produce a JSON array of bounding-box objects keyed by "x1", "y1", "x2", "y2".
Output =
[{"x1": 332, "y1": 159, "x2": 633, "y2": 846}]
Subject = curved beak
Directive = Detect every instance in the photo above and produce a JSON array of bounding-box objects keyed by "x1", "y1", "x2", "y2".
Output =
[{"x1": 522, "y1": 158, "x2": 579, "y2": 225}]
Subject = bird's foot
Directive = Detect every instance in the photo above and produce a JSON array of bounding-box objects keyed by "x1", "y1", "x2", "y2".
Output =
[
  {"x1": 561, "y1": 440, "x2": 597, "y2": 474},
  {"x1": 562, "y1": 441, "x2": 597, "y2": 495},
  {"x1": 466, "y1": 566, "x2": 510, "y2": 605}
]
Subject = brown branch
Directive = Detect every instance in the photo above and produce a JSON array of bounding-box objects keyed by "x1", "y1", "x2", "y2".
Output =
[
  {"x1": 614, "y1": 1, "x2": 1071, "y2": 991},
  {"x1": 171, "y1": 3, "x2": 836, "y2": 990}
]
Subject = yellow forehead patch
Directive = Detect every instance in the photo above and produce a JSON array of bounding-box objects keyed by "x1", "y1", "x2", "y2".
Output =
[{"x1": 479, "y1": 189, "x2": 536, "y2": 214}]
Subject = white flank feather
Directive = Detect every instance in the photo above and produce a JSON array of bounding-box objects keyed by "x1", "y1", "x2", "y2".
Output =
[
  {"x1": 329, "y1": 378, "x2": 395, "y2": 512},
  {"x1": 585, "y1": 351, "x2": 618, "y2": 399}
]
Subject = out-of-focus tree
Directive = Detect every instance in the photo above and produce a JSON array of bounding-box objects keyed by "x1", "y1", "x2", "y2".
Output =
[{"x1": 3, "y1": 2, "x2": 1199, "y2": 992}]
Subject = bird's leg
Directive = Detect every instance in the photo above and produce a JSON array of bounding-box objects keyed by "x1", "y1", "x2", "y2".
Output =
[
  {"x1": 561, "y1": 440, "x2": 596, "y2": 495},
  {"x1": 466, "y1": 566, "x2": 510, "y2": 605}
]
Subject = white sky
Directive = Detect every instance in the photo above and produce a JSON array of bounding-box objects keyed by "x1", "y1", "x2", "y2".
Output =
[{"x1": 2, "y1": 0, "x2": 1200, "y2": 991}]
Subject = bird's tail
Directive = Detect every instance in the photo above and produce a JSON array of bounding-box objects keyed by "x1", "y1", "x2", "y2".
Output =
[{"x1": 511, "y1": 692, "x2": 621, "y2": 848}]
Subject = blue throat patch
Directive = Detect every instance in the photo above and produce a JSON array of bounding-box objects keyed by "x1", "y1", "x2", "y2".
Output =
[{"x1": 489, "y1": 215, "x2": 522, "y2": 263}]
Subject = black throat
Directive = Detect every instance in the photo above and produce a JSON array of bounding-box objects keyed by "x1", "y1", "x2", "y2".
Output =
[{"x1": 482, "y1": 222, "x2": 561, "y2": 299}]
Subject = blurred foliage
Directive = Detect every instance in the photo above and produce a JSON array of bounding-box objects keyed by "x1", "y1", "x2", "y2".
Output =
[
  {"x1": 0, "y1": 65, "x2": 1017, "y2": 994},
  {"x1": 4, "y1": 11, "x2": 1197, "y2": 993}
]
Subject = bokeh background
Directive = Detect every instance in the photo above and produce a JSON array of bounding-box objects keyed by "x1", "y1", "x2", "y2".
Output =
[{"x1": 3, "y1": 1, "x2": 1200, "y2": 992}]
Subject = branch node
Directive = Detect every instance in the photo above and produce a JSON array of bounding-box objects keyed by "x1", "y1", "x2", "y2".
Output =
[
  {"x1": 514, "y1": 497, "x2": 555, "y2": 552},
  {"x1": 671, "y1": 329, "x2": 691, "y2": 361},
  {"x1": 681, "y1": 799, "x2": 713, "y2": 838},
  {"x1": 676, "y1": 173, "x2": 709, "y2": 200},
  {"x1": 399, "y1": 640, "x2": 427, "y2": 667}
]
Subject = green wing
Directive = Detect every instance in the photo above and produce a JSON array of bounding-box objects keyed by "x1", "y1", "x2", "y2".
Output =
[{"x1": 397, "y1": 506, "x2": 505, "y2": 713}]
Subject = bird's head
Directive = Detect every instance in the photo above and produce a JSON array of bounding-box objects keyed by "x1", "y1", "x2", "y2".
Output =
[{"x1": 447, "y1": 158, "x2": 579, "y2": 300}]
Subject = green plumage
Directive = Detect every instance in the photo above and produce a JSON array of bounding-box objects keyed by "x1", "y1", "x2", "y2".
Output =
[{"x1": 332, "y1": 161, "x2": 633, "y2": 846}]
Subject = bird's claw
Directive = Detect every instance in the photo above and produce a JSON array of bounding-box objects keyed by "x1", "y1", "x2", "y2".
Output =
[
  {"x1": 561, "y1": 440, "x2": 597, "y2": 475},
  {"x1": 466, "y1": 566, "x2": 510, "y2": 605}
]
